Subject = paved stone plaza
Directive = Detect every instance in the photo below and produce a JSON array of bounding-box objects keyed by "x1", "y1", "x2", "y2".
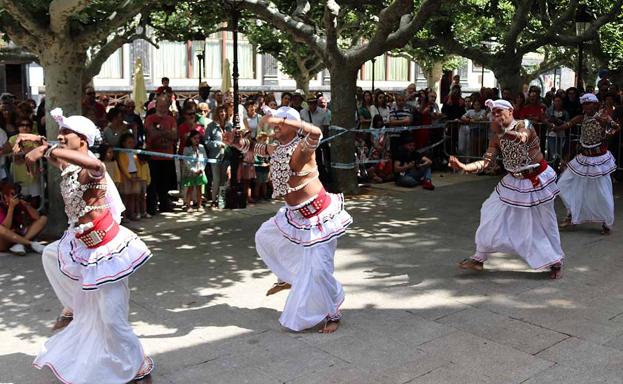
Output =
[{"x1": 1, "y1": 173, "x2": 623, "y2": 384}]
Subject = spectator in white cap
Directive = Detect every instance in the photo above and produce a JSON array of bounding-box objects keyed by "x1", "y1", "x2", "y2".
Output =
[
  {"x1": 22, "y1": 108, "x2": 155, "y2": 383},
  {"x1": 556, "y1": 91, "x2": 621, "y2": 234},
  {"x1": 223, "y1": 103, "x2": 352, "y2": 333},
  {"x1": 449, "y1": 98, "x2": 564, "y2": 279}
]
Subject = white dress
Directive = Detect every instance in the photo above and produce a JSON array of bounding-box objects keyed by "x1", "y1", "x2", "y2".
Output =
[
  {"x1": 558, "y1": 114, "x2": 616, "y2": 227},
  {"x1": 472, "y1": 122, "x2": 564, "y2": 269},
  {"x1": 33, "y1": 164, "x2": 153, "y2": 384},
  {"x1": 255, "y1": 137, "x2": 352, "y2": 331}
]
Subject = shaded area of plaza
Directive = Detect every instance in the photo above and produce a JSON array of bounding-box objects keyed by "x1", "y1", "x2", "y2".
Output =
[{"x1": 1, "y1": 173, "x2": 623, "y2": 384}]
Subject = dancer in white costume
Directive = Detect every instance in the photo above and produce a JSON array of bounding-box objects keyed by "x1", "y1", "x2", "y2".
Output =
[
  {"x1": 449, "y1": 99, "x2": 564, "y2": 279},
  {"x1": 557, "y1": 93, "x2": 620, "y2": 235},
  {"x1": 21, "y1": 109, "x2": 153, "y2": 383},
  {"x1": 224, "y1": 106, "x2": 352, "y2": 333}
]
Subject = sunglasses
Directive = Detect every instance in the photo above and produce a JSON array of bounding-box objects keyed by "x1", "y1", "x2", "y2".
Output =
[{"x1": 18, "y1": 123, "x2": 32, "y2": 128}]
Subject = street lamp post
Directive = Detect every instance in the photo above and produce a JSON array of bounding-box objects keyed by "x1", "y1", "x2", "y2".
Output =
[
  {"x1": 226, "y1": 1, "x2": 243, "y2": 130},
  {"x1": 196, "y1": 50, "x2": 204, "y2": 86},
  {"x1": 575, "y1": 5, "x2": 592, "y2": 90},
  {"x1": 371, "y1": 57, "x2": 376, "y2": 92}
]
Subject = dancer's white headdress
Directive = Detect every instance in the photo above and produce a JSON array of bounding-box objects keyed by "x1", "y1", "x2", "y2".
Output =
[
  {"x1": 50, "y1": 108, "x2": 101, "y2": 146},
  {"x1": 485, "y1": 99, "x2": 513, "y2": 111}
]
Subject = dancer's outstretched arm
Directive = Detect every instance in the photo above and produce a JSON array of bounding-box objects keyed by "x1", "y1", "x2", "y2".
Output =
[{"x1": 449, "y1": 140, "x2": 500, "y2": 174}]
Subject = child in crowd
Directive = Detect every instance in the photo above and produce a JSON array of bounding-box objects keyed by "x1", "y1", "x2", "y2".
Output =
[
  {"x1": 117, "y1": 133, "x2": 141, "y2": 220},
  {"x1": 182, "y1": 130, "x2": 208, "y2": 211},
  {"x1": 254, "y1": 132, "x2": 270, "y2": 201},
  {"x1": 9, "y1": 117, "x2": 42, "y2": 208},
  {"x1": 99, "y1": 143, "x2": 121, "y2": 192},
  {"x1": 136, "y1": 154, "x2": 151, "y2": 218}
]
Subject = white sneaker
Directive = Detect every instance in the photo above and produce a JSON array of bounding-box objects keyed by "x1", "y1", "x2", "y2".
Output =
[
  {"x1": 9, "y1": 243, "x2": 26, "y2": 256},
  {"x1": 143, "y1": 213, "x2": 152, "y2": 219},
  {"x1": 135, "y1": 214, "x2": 141, "y2": 220},
  {"x1": 30, "y1": 241, "x2": 46, "y2": 254}
]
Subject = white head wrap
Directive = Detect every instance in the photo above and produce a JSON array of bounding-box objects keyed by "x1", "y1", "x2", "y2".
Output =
[
  {"x1": 50, "y1": 108, "x2": 101, "y2": 146},
  {"x1": 580, "y1": 93, "x2": 599, "y2": 104},
  {"x1": 273, "y1": 106, "x2": 301, "y2": 121},
  {"x1": 260, "y1": 105, "x2": 301, "y2": 121},
  {"x1": 485, "y1": 99, "x2": 513, "y2": 111}
]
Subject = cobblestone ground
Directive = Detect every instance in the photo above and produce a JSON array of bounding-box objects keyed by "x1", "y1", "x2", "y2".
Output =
[{"x1": 1, "y1": 173, "x2": 623, "y2": 384}]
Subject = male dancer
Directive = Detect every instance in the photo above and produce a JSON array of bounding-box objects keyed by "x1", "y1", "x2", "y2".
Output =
[
  {"x1": 224, "y1": 106, "x2": 352, "y2": 333},
  {"x1": 449, "y1": 99, "x2": 564, "y2": 279},
  {"x1": 556, "y1": 93, "x2": 619, "y2": 234},
  {"x1": 19, "y1": 108, "x2": 153, "y2": 383}
]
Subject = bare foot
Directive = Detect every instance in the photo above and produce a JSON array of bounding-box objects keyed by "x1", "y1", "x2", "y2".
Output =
[
  {"x1": 559, "y1": 216, "x2": 574, "y2": 229},
  {"x1": 318, "y1": 320, "x2": 340, "y2": 333},
  {"x1": 266, "y1": 282, "x2": 291, "y2": 296},
  {"x1": 52, "y1": 313, "x2": 73, "y2": 331},
  {"x1": 458, "y1": 258, "x2": 484, "y2": 271},
  {"x1": 549, "y1": 263, "x2": 563, "y2": 279}
]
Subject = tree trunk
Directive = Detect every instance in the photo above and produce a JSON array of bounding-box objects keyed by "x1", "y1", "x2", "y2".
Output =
[
  {"x1": 493, "y1": 59, "x2": 524, "y2": 96},
  {"x1": 327, "y1": 64, "x2": 358, "y2": 194},
  {"x1": 294, "y1": 75, "x2": 310, "y2": 96},
  {"x1": 39, "y1": 46, "x2": 86, "y2": 236},
  {"x1": 426, "y1": 61, "x2": 443, "y2": 104}
]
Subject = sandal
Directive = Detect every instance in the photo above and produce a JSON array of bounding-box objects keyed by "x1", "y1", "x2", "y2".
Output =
[
  {"x1": 132, "y1": 356, "x2": 154, "y2": 382},
  {"x1": 458, "y1": 258, "x2": 484, "y2": 271},
  {"x1": 601, "y1": 223, "x2": 611, "y2": 236},
  {"x1": 265, "y1": 282, "x2": 291, "y2": 296},
  {"x1": 52, "y1": 313, "x2": 73, "y2": 331},
  {"x1": 549, "y1": 263, "x2": 563, "y2": 279}
]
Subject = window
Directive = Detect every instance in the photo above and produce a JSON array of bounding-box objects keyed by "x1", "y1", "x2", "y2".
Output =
[
  {"x1": 96, "y1": 47, "x2": 123, "y2": 79},
  {"x1": 387, "y1": 55, "x2": 409, "y2": 81},
  {"x1": 192, "y1": 37, "x2": 222, "y2": 79},
  {"x1": 363, "y1": 55, "x2": 386, "y2": 81},
  {"x1": 225, "y1": 32, "x2": 255, "y2": 79},
  {"x1": 152, "y1": 41, "x2": 188, "y2": 79}
]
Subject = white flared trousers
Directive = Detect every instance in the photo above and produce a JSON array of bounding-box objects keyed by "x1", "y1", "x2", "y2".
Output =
[
  {"x1": 472, "y1": 192, "x2": 564, "y2": 269},
  {"x1": 33, "y1": 242, "x2": 145, "y2": 384},
  {"x1": 558, "y1": 171, "x2": 614, "y2": 227},
  {"x1": 256, "y1": 219, "x2": 344, "y2": 331}
]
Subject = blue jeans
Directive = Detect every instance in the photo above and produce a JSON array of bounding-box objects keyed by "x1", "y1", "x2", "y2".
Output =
[{"x1": 397, "y1": 167, "x2": 432, "y2": 188}]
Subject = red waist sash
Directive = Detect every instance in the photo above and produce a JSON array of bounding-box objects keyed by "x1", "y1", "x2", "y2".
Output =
[
  {"x1": 295, "y1": 188, "x2": 331, "y2": 219},
  {"x1": 510, "y1": 159, "x2": 548, "y2": 187},
  {"x1": 75, "y1": 210, "x2": 120, "y2": 249}
]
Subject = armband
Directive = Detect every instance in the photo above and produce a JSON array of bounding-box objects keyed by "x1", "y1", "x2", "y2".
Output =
[
  {"x1": 254, "y1": 143, "x2": 268, "y2": 156},
  {"x1": 44, "y1": 143, "x2": 59, "y2": 159},
  {"x1": 239, "y1": 138, "x2": 251, "y2": 153}
]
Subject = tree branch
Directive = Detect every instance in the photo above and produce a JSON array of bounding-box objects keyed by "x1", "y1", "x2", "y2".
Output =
[
  {"x1": 323, "y1": 0, "x2": 342, "y2": 60},
  {"x1": 0, "y1": 14, "x2": 41, "y2": 50},
  {"x1": 235, "y1": 0, "x2": 327, "y2": 60},
  {"x1": 293, "y1": 0, "x2": 311, "y2": 18},
  {"x1": 0, "y1": 0, "x2": 48, "y2": 41},
  {"x1": 83, "y1": 29, "x2": 157, "y2": 85},
  {"x1": 76, "y1": 0, "x2": 155, "y2": 48},
  {"x1": 551, "y1": 0, "x2": 623, "y2": 45},
  {"x1": 49, "y1": 0, "x2": 91, "y2": 35},
  {"x1": 503, "y1": 0, "x2": 534, "y2": 48},
  {"x1": 350, "y1": 0, "x2": 447, "y2": 63}
]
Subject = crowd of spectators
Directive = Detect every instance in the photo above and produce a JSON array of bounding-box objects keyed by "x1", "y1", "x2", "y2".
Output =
[{"x1": 0, "y1": 71, "x2": 622, "y2": 236}]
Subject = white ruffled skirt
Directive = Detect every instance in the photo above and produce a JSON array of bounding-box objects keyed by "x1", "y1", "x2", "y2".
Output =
[
  {"x1": 33, "y1": 227, "x2": 152, "y2": 384},
  {"x1": 256, "y1": 193, "x2": 352, "y2": 331},
  {"x1": 558, "y1": 152, "x2": 616, "y2": 227},
  {"x1": 473, "y1": 166, "x2": 564, "y2": 269}
]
